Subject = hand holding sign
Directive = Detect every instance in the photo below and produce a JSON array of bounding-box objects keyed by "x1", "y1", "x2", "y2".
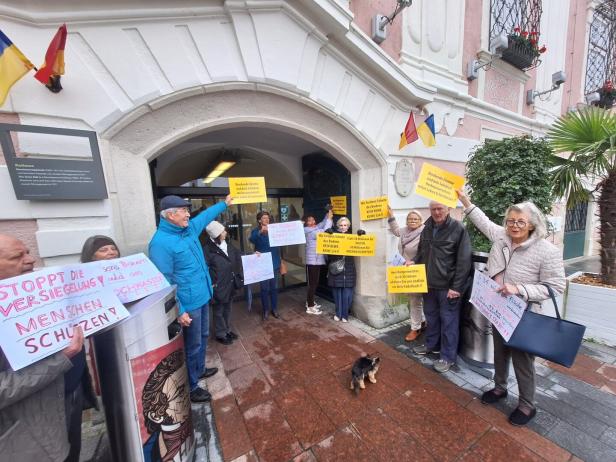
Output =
[
  {"x1": 330, "y1": 196, "x2": 347, "y2": 215},
  {"x1": 415, "y1": 163, "x2": 465, "y2": 208}
]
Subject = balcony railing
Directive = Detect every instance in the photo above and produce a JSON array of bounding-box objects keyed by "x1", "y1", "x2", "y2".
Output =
[{"x1": 585, "y1": 1, "x2": 616, "y2": 108}]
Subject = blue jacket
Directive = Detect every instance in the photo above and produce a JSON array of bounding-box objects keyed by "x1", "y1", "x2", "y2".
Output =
[
  {"x1": 249, "y1": 227, "x2": 281, "y2": 270},
  {"x1": 149, "y1": 202, "x2": 227, "y2": 314}
]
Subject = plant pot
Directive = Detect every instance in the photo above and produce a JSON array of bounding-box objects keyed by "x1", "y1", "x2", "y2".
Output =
[
  {"x1": 564, "y1": 271, "x2": 616, "y2": 346},
  {"x1": 501, "y1": 39, "x2": 536, "y2": 70},
  {"x1": 597, "y1": 92, "x2": 615, "y2": 109}
]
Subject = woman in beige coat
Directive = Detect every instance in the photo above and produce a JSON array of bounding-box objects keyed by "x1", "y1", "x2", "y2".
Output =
[
  {"x1": 457, "y1": 190, "x2": 565, "y2": 427},
  {"x1": 387, "y1": 207, "x2": 426, "y2": 341}
]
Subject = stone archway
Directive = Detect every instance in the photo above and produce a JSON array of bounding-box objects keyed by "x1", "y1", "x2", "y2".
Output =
[{"x1": 102, "y1": 84, "x2": 395, "y2": 327}]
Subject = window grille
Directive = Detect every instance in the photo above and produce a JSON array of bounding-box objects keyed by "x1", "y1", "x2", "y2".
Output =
[
  {"x1": 489, "y1": 0, "x2": 542, "y2": 49},
  {"x1": 584, "y1": 0, "x2": 616, "y2": 95},
  {"x1": 564, "y1": 202, "x2": 588, "y2": 233}
]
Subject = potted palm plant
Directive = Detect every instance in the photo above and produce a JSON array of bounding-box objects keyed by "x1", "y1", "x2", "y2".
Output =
[{"x1": 547, "y1": 107, "x2": 616, "y2": 345}]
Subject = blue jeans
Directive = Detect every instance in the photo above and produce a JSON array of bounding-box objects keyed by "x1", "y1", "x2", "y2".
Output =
[
  {"x1": 422, "y1": 289, "x2": 462, "y2": 363},
  {"x1": 183, "y1": 303, "x2": 209, "y2": 391},
  {"x1": 332, "y1": 287, "x2": 353, "y2": 320},
  {"x1": 259, "y1": 271, "x2": 279, "y2": 313}
]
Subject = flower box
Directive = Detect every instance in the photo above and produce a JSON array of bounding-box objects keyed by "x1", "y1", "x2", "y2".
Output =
[
  {"x1": 597, "y1": 90, "x2": 615, "y2": 109},
  {"x1": 501, "y1": 38, "x2": 536, "y2": 70}
]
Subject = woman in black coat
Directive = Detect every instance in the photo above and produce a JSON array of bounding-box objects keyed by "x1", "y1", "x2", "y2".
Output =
[
  {"x1": 204, "y1": 221, "x2": 243, "y2": 344},
  {"x1": 326, "y1": 217, "x2": 364, "y2": 322}
]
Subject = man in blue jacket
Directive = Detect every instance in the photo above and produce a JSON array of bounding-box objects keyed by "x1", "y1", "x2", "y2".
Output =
[{"x1": 149, "y1": 194, "x2": 232, "y2": 403}]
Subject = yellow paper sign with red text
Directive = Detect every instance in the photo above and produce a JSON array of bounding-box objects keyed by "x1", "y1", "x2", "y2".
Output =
[
  {"x1": 229, "y1": 177, "x2": 267, "y2": 204},
  {"x1": 359, "y1": 196, "x2": 389, "y2": 221},
  {"x1": 387, "y1": 265, "x2": 428, "y2": 293},
  {"x1": 414, "y1": 163, "x2": 465, "y2": 208},
  {"x1": 330, "y1": 196, "x2": 347, "y2": 215},
  {"x1": 316, "y1": 233, "x2": 376, "y2": 256}
]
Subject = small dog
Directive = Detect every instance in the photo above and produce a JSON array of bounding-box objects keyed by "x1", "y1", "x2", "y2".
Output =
[{"x1": 350, "y1": 355, "x2": 380, "y2": 395}]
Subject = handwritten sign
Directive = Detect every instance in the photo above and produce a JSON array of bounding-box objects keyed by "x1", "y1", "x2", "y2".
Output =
[
  {"x1": 469, "y1": 271, "x2": 526, "y2": 341},
  {"x1": 316, "y1": 233, "x2": 376, "y2": 256},
  {"x1": 390, "y1": 252, "x2": 406, "y2": 266},
  {"x1": 241, "y1": 252, "x2": 274, "y2": 284},
  {"x1": 267, "y1": 221, "x2": 306, "y2": 247},
  {"x1": 0, "y1": 264, "x2": 129, "y2": 370},
  {"x1": 360, "y1": 196, "x2": 389, "y2": 221},
  {"x1": 93, "y1": 253, "x2": 170, "y2": 303},
  {"x1": 387, "y1": 265, "x2": 428, "y2": 293},
  {"x1": 229, "y1": 177, "x2": 267, "y2": 204},
  {"x1": 330, "y1": 196, "x2": 347, "y2": 215},
  {"x1": 414, "y1": 163, "x2": 465, "y2": 208}
]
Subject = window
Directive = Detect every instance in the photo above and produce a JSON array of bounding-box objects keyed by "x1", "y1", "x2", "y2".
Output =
[
  {"x1": 584, "y1": 1, "x2": 616, "y2": 95},
  {"x1": 489, "y1": 0, "x2": 542, "y2": 49}
]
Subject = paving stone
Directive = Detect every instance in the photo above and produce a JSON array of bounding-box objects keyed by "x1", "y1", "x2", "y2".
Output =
[
  {"x1": 600, "y1": 427, "x2": 616, "y2": 449},
  {"x1": 526, "y1": 407, "x2": 560, "y2": 437},
  {"x1": 546, "y1": 420, "x2": 616, "y2": 462},
  {"x1": 312, "y1": 426, "x2": 373, "y2": 462},
  {"x1": 583, "y1": 340, "x2": 616, "y2": 362},
  {"x1": 211, "y1": 395, "x2": 253, "y2": 461},
  {"x1": 535, "y1": 393, "x2": 608, "y2": 436},
  {"x1": 549, "y1": 370, "x2": 616, "y2": 411},
  {"x1": 579, "y1": 344, "x2": 616, "y2": 365},
  {"x1": 458, "y1": 428, "x2": 544, "y2": 462},
  {"x1": 544, "y1": 381, "x2": 616, "y2": 427}
]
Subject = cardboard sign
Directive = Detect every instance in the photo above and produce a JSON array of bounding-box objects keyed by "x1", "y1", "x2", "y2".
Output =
[
  {"x1": 0, "y1": 264, "x2": 129, "y2": 371},
  {"x1": 469, "y1": 271, "x2": 526, "y2": 341},
  {"x1": 93, "y1": 253, "x2": 170, "y2": 304},
  {"x1": 387, "y1": 265, "x2": 428, "y2": 293},
  {"x1": 267, "y1": 221, "x2": 306, "y2": 247},
  {"x1": 330, "y1": 196, "x2": 347, "y2": 215},
  {"x1": 414, "y1": 163, "x2": 465, "y2": 208},
  {"x1": 316, "y1": 233, "x2": 376, "y2": 256},
  {"x1": 359, "y1": 196, "x2": 389, "y2": 221},
  {"x1": 229, "y1": 177, "x2": 267, "y2": 204},
  {"x1": 241, "y1": 252, "x2": 275, "y2": 284}
]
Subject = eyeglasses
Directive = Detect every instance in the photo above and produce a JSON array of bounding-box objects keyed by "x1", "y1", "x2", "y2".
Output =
[{"x1": 506, "y1": 219, "x2": 528, "y2": 228}]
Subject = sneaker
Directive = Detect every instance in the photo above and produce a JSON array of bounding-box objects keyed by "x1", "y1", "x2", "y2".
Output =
[
  {"x1": 313, "y1": 302, "x2": 322, "y2": 309},
  {"x1": 412, "y1": 345, "x2": 440, "y2": 355},
  {"x1": 333, "y1": 315, "x2": 341, "y2": 321},
  {"x1": 190, "y1": 387, "x2": 212, "y2": 403},
  {"x1": 306, "y1": 305, "x2": 322, "y2": 315},
  {"x1": 433, "y1": 359, "x2": 453, "y2": 373},
  {"x1": 342, "y1": 318, "x2": 348, "y2": 323}
]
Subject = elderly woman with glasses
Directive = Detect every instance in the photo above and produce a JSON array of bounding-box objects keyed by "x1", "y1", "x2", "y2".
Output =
[{"x1": 457, "y1": 190, "x2": 565, "y2": 427}]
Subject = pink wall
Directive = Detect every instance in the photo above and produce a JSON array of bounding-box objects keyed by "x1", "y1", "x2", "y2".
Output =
[
  {"x1": 349, "y1": 0, "x2": 403, "y2": 61},
  {"x1": 561, "y1": 0, "x2": 588, "y2": 112},
  {"x1": 463, "y1": 0, "x2": 483, "y2": 99}
]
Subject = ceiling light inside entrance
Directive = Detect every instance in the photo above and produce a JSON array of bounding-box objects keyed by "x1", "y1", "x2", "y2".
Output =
[{"x1": 204, "y1": 161, "x2": 235, "y2": 184}]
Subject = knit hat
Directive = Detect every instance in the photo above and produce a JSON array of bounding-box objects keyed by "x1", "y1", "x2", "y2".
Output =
[{"x1": 206, "y1": 221, "x2": 225, "y2": 239}]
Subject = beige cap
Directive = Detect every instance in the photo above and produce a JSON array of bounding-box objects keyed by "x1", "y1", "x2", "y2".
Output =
[{"x1": 206, "y1": 221, "x2": 225, "y2": 239}]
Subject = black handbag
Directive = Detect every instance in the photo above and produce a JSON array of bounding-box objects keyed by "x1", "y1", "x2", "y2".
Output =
[
  {"x1": 328, "y1": 257, "x2": 345, "y2": 275},
  {"x1": 504, "y1": 283, "x2": 586, "y2": 368},
  {"x1": 232, "y1": 272, "x2": 244, "y2": 290}
]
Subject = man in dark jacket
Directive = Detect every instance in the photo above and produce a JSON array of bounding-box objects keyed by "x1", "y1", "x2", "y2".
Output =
[
  {"x1": 0, "y1": 234, "x2": 84, "y2": 462},
  {"x1": 411, "y1": 202, "x2": 472, "y2": 373}
]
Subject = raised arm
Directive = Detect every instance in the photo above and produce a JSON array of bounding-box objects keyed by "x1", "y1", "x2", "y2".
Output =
[
  {"x1": 387, "y1": 206, "x2": 402, "y2": 237},
  {"x1": 190, "y1": 199, "x2": 229, "y2": 234},
  {"x1": 317, "y1": 210, "x2": 333, "y2": 230},
  {"x1": 457, "y1": 189, "x2": 504, "y2": 243}
]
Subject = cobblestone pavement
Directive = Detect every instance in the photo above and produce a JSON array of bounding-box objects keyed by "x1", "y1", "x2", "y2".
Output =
[{"x1": 82, "y1": 285, "x2": 616, "y2": 461}]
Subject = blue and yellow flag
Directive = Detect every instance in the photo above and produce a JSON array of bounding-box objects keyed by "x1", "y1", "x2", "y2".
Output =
[
  {"x1": 0, "y1": 30, "x2": 34, "y2": 106},
  {"x1": 417, "y1": 114, "x2": 436, "y2": 147}
]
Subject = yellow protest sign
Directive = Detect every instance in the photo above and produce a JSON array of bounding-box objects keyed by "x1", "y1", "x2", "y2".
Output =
[
  {"x1": 330, "y1": 196, "x2": 347, "y2": 215},
  {"x1": 414, "y1": 163, "x2": 465, "y2": 208},
  {"x1": 387, "y1": 265, "x2": 428, "y2": 293},
  {"x1": 359, "y1": 196, "x2": 389, "y2": 221},
  {"x1": 316, "y1": 233, "x2": 376, "y2": 256},
  {"x1": 228, "y1": 177, "x2": 267, "y2": 204}
]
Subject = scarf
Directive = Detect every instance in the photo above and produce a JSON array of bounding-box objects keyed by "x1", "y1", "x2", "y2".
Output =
[
  {"x1": 400, "y1": 225, "x2": 424, "y2": 251},
  {"x1": 161, "y1": 419, "x2": 193, "y2": 462}
]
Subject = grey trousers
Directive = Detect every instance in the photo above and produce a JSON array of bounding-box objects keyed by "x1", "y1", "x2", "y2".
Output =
[
  {"x1": 212, "y1": 301, "x2": 232, "y2": 339},
  {"x1": 64, "y1": 383, "x2": 84, "y2": 462},
  {"x1": 493, "y1": 329, "x2": 536, "y2": 409}
]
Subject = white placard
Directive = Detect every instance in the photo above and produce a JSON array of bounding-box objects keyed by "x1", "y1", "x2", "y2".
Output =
[
  {"x1": 92, "y1": 253, "x2": 170, "y2": 303},
  {"x1": 469, "y1": 271, "x2": 527, "y2": 341},
  {"x1": 241, "y1": 252, "x2": 275, "y2": 284},
  {"x1": 0, "y1": 264, "x2": 129, "y2": 371},
  {"x1": 390, "y1": 252, "x2": 406, "y2": 266},
  {"x1": 267, "y1": 221, "x2": 306, "y2": 247}
]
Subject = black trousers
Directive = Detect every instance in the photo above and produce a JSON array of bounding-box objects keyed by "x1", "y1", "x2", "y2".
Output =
[
  {"x1": 212, "y1": 301, "x2": 232, "y2": 339},
  {"x1": 306, "y1": 265, "x2": 322, "y2": 306},
  {"x1": 64, "y1": 383, "x2": 84, "y2": 462}
]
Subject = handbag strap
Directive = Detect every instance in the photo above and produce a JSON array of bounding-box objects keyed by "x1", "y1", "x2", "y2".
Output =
[{"x1": 536, "y1": 283, "x2": 561, "y2": 320}]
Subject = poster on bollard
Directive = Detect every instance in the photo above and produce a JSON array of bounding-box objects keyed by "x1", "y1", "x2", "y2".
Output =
[
  {"x1": 387, "y1": 265, "x2": 428, "y2": 293},
  {"x1": 0, "y1": 264, "x2": 129, "y2": 371},
  {"x1": 228, "y1": 177, "x2": 267, "y2": 204},
  {"x1": 414, "y1": 163, "x2": 465, "y2": 208},
  {"x1": 469, "y1": 271, "x2": 526, "y2": 341},
  {"x1": 92, "y1": 253, "x2": 170, "y2": 303},
  {"x1": 241, "y1": 252, "x2": 274, "y2": 284},
  {"x1": 330, "y1": 196, "x2": 347, "y2": 215},
  {"x1": 359, "y1": 196, "x2": 389, "y2": 221},
  {"x1": 316, "y1": 233, "x2": 376, "y2": 256},
  {"x1": 267, "y1": 221, "x2": 306, "y2": 247}
]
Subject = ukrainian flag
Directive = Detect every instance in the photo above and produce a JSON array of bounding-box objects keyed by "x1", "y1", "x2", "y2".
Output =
[
  {"x1": 0, "y1": 30, "x2": 34, "y2": 106},
  {"x1": 417, "y1": 114, "x2": 436, "y2": 147}
]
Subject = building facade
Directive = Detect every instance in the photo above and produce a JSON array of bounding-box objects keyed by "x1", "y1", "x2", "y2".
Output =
[{"x1": 1, "y1": 0, "x2": 614, "y2": 327}]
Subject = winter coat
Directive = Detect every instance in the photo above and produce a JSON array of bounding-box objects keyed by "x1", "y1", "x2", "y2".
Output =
[
  {"x1": 149, "y1": 201, "x2": 227, "y2": 314},
  {"x1": 387, "y1": 217, "x2": 424, "y2": 261},
  {"x1": 0, "y1": 350, "x2": 73, "y2": 462},
  {"x1": 249, "y1": 227, "x2": 281, "y2": 271},
  {"x1": 304, "y1": 214, "x2": 333, "y2": 265},
  {"x1": 326, "y1": 230, "x2": 356, "y2": 288},
  {"x1": 464, "y1": 205, "x2": 566, "y2": 310},
  {"x1": 414, "y1": 214, "x2": 472, "y2": 293},
  {"x1": 204, "y1": 238, "x2": 243, "y2": 304}
]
